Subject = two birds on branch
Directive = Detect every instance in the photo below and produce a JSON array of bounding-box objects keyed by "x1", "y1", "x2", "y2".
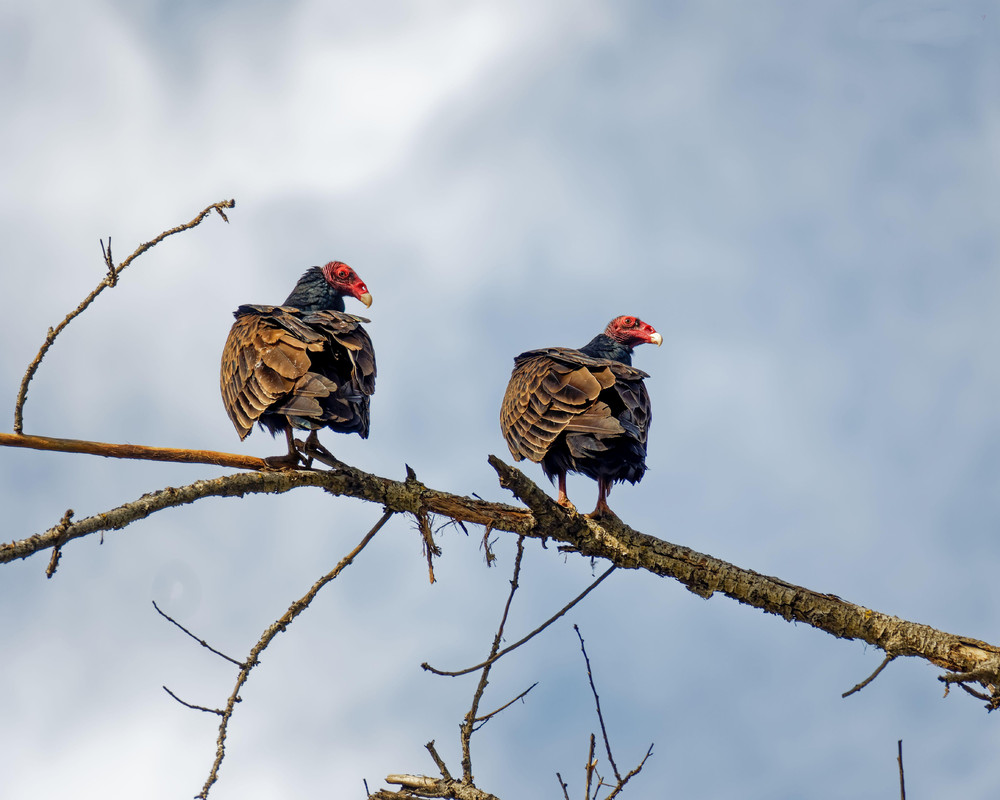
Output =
[{"x1": 220, "y1": 263, "x2": 661, "y2": 518}]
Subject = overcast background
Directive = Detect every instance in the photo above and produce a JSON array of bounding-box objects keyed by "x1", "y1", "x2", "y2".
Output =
[{"x1": 2, "y1": 1, "x2": 999, "y2": 798}]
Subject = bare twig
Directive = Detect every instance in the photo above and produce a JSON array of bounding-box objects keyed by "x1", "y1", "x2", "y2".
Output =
[
  {"x1": 417, "y1": 510, "x2": 441, "y2": 584},
  {"x1": 472, "y1": 682, "x2": 538, "y2": 732},
  {"x1": 556, "y1": 772, "x2": 571, "y2": 800},
  {"x1": 937, "y1": 659, "x2": 1000, "y2": 710},
  {"x1": 162, "y1": 686, "x2": 224, "y2": 716},
  {"x1": 842, "y1": 654, "x2": 897, "y2": 698},
  {"x1": 601, "y1": 744, "x2": 654, "y2": 800},
  {"x1": 897, "y1": 739, "x2": 905, "y2": 800},
  {"x1": 0, "y1": 432, "x2": 266, "y2": 470},
  {"x1": 13, "y1": 199, "x2": 235, "y2": 433},
  {"x1": 44, "y1": 508, "x2": 73, "y2": 578},
  {"x1": 423, "y1": 566, "x2": 616, "y2": 677},
  {"x1": 196, "y1": 509, "x2": 392, "y2": 799},
  {"x1": 956, "y1": 682, "x2": 994, "y2": 703},
  {"x1": 461, "y1": 536, "x2": 527, "y2": 783},
  {"x1": 425, "y1": 740, "x2": 453, "y2": 782},
  {"x1": 152, "y1": 601, "x2": 245, "y2": 668},
  {"x1": 585, "y1": 733, "x2": 596, "y2": 800},
  {"x1": 574, "y1": 625, "x2": 620, "y2": 783},
  {"x1": 481, "y1": 524, "x2": 497, "y2": 566}
]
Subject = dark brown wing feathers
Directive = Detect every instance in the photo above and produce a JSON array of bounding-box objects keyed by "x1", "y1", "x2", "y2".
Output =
[
  {"x1": 220, "y1": 305, "x2": 375, "y2": 441},
  {"x1": 500, "y1": 347, "x2": 651, "y2": 486}
]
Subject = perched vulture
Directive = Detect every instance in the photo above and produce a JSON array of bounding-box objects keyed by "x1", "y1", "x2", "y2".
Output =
[
  {"x1": 220, "y1": 261, "x2": 376, "y2": 466},
  {"x1": 500, "y1": 316, "x2": 661, "y2": 518}
]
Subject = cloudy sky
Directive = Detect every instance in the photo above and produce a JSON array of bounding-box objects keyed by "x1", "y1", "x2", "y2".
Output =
[{"x1": 2, "y1": 1, "x2": 999, "y2": 798}]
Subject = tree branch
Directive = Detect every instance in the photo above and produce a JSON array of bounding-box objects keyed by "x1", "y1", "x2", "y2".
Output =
[
  {"x1": 0, "y1": 432, "x2": 266, "y2": 470},
  {"x1": 574, "y1": 625, "x2": 621, "y2": 783},
  {"x1": 4, "y1": 437, "x2": 999, "y2": 703},
  {"x1": 460, "y1": 536, "x2": 527, "y2": 782},
  {"x1": 13, "y1": 199, "x2": 235, "y2": 434},
  {"x1": 422, "y1": 566, "x2": 616, "y2": 677},
  {"x1": 487, "y1": 456, "x2": 1000, "y2": 702},
  {"x1": 152, "y1": 600, "x2": 245, "y2": 668},
  {"x1": 0, "y1": 457, "x2": 530, "y2": 567}
]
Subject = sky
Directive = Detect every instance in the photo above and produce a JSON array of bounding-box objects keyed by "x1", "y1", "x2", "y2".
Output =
[{"x1": 2, "y1": 1, "x2": 999, "y2": 798}]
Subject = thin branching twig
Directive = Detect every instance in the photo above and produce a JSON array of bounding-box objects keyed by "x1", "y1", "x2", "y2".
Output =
[
  {"x1": 13, "y1": 199, "x2": 234, "y2": 433},
  {"x1": 162, "y1": 686, "x2": 224, "y2": 716},
  {"x1": 843, "y1": 654, "x2": 897, "y2": 698},
  {"x1": 575, "y1": 625, "x2": 621, "y2": 783},
  {"x1": 152, "y1": 600, "x2": 245, "y2": 668},
  {"x1": 471, "y1": 682, "x2": 538, "y2": 733},
  {"x1": 460, "y1": 536, "x2": 527, "y2": 783},
  {"x1": 196, "y1": 509, "x2": 393, "y2": 799},
  {"x1": 423, "y1": 566, "x2": 615, "y2": 677},
  {"x1": 570, "y1": 625, "x2": 654, "y2": 799},
  {"x1": 897, "y1": 739, "x2": 906, "y2": 800}
]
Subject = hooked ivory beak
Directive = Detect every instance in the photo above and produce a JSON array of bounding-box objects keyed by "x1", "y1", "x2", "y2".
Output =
[
  {"x1": 358, "y1": 292, "x2": 373, "y2": 308},
  {"x1": 650, "y1": 332, "x2": 663, "y2": 346}
]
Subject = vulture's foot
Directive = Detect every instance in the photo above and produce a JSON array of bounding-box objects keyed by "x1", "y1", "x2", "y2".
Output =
[
  {"x1": 586, "y1": 501, "x2": 619, "y2": 521},
  {"x1": 556, "y1": 496, "x2": 578, "y2": 512},
  {"x1": 303, "y1": 433, "x2": 346, "y2": 468}
]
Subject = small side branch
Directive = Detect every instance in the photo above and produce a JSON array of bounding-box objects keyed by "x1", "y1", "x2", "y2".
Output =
[
  {"x1": 13, "y1": 199, "x2": 235, "y2": 433},
  {"x1": 938, "y1": 659, "x2": 1000, "y2": 709},
  {"x1": 0, "y1": 432, "x2": 266, "y2": 470},
  {"x1": 842, "y1": 654, "x2": 897, "y2": 698},
  {"x1": 459, "y1": 536, "x2": 528, "y2": 783},
  {"x1": 425, "y1": 740, "x2": 453, "y2": 782},
  {"x1": 44, "y1": 508, "x2": 74, "y2": 578},
  {"x1": 574, "y1": 625, "x2": 620, "y2": 783},
  {"x1": 423, "y1": 566, "x2": 616, "y2": 677},
  {"x1": 162, "y1": 686, "x2": 224, "y2": 716},
  {"x1": 570, "y1": 625, "x2": 654, "y2": 799},
  {"x1": 472, "y1": 682, "x2": 538, "y2": 732},
  {"x1": 152, "y1": 600, "x2": 245, "y2": 668},
  {"x1": 897, "y1": 739, "x2": 906, "y2": 800}
]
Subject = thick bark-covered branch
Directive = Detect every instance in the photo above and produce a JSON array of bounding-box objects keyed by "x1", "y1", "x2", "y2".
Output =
[
  {"x1": 3, "y1": 435, "x2": 998, "y2": 703},
  {"x1": 0, "y1": 454, "x2": 531, "y2": 565},
  {"x1": 485, "y1": 456, "x2": 1000, "y2": 702}
]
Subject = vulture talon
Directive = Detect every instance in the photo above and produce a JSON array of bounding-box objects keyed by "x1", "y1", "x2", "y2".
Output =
[
  {"x1": 500, "y1": 315, "x2": 660, "y2": 518},
  {"x1": 220, "y1": 261, "x2": 376, "y2": 464}
]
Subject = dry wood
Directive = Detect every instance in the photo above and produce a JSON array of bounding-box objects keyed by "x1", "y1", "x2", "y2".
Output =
[
  {"x1": 3, "y1": 434, "x2": 999, "y2": 702},
  {"x1": 0, "y1": 432, "x2": 265, "y2": 470}
]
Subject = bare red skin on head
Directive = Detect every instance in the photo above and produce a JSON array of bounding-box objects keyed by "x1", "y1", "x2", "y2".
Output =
[
  {"x1": 321, "y1": 260, "x2": 370, "y2": 303},
  {"x1": 604, "y1": 315, "x2": 659, "y2": 347}
]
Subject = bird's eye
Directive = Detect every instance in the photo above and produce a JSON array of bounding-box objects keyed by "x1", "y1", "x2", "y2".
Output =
[
  {"x1": 624, "y1": 317, "x2": 635, "y2": 327},
  {"x1": 337, "y1": 268, "x2": 351, "y2": 279}
]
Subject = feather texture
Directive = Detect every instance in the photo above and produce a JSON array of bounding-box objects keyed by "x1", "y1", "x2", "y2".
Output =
[
  {"x1": 500, "y1": 346, "x2": 651, "y2": 486},
  {"x1": 220, "y1": 304, "x2": 376, "y2": 443}
]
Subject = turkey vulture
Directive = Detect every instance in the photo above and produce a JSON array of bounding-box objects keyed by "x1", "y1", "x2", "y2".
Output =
[
  {"x1": 500, "y1": 316, "x2": 661, "y2": 518},
  {"x1": 220, "y1": 261, "x2": 376, "y2": 466}
]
